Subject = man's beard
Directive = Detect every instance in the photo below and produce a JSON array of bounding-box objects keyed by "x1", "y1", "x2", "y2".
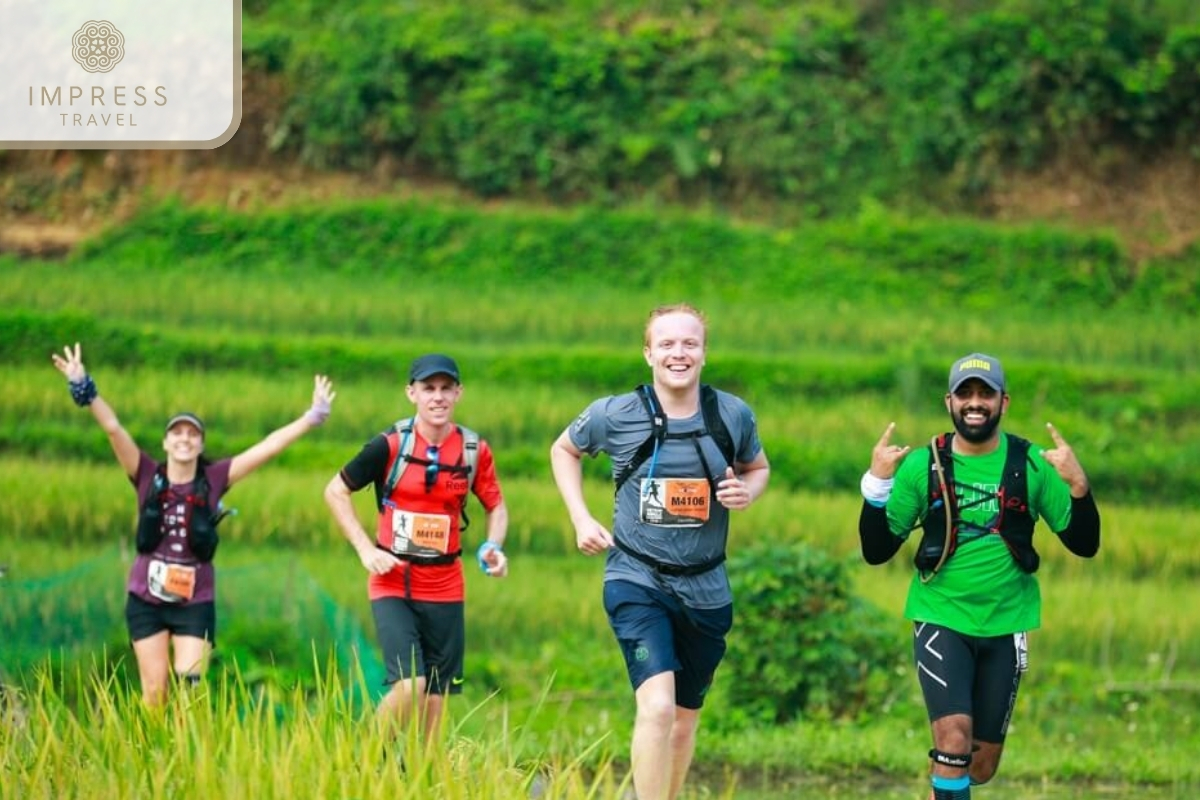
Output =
[{"x1": 951, "y1": 408, "x2": 1002, "y2": 443}]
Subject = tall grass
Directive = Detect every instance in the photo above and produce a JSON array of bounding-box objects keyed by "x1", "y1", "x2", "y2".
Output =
[
  {"x1": 0, "y1": 666, "x2": 648, "y2": 800},
  {"x1": 3, "y1": 539, "x2": 1199, "y2": 793}
]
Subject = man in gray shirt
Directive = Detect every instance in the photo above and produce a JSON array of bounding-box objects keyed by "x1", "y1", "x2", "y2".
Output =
[{"x1": 550, "y1": 303, "x2": 770, "y2": 800}]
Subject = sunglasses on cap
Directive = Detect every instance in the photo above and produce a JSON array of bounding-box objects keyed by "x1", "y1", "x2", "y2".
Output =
[{"x1": 424, "y1": 445, "x2": 439, "y2": 492}]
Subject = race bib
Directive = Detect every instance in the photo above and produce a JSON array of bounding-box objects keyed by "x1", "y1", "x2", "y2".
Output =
[
  {"x1": 148, "y1": 559, "x2": 197, "y2": 603},
  {"x1": 390, "y1": 509, "x2": 453, "y2": 555},
  {"x1": 639, "y1": 478, "x2": 710, "y2": 527}
]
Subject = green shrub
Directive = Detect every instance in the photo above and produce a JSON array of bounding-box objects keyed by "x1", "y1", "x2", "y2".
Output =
[
  {"x1": 722, "y1": 541, "x2": 900, "y2": 726},
  {"x1": 234, "y1": 1, "x2": 1200, "y2": 211}
]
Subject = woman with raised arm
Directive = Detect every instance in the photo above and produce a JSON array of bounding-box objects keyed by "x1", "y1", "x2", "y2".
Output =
[{"x1": 52, "y1": 342, "x2": 335, "y2": 707}]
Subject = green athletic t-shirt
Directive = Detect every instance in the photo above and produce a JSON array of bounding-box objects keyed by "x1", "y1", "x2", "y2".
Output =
[{"x1": 886, "y1": 433, "x2": 1074, "y2": 636}]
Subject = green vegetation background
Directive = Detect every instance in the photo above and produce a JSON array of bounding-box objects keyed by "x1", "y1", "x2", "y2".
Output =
[
  {"x1": 3, "y1": 0, "x2": 1200, "y2": 795},
  {"x1": 2, "y1": 196, "x2": 1198, "y2": 793},
  {"x1": 241, "y1": 0, "x2": 1200, "y2": 220}
]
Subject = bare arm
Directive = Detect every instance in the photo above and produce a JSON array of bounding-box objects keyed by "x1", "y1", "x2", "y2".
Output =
[
  {"x1": 227, "y1": 374, "x2": 335, "y2": 486},
  {"x1": 549, "y1": 429, "x2": 613, "y2": 555},
  {"x1": 52, "y1": 343, "x2": 139, "y2": 478},
  {"x1": 323, "y1": 473, "x2": 399, "y2": 576}
]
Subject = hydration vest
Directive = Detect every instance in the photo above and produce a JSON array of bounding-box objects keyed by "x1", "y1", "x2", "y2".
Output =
[
  {"x1": 916, "y1": 432, "x2": 1039, "y2": 575},
  {"x1": 135, "y1": 462, "x2": 227, "y2": 562},
  {"x1": 613, "y1": 383, "x2": 736, "y2": 495},
  {"x1": 376, "y1": 418, "x2": 480, "y2": 564},
  {"x1": 610, "y1": 383, "x2": 738, "y2": 577}
]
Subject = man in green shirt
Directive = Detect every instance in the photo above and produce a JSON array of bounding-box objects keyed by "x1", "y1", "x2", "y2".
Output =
[{"x1": 858, "y1": 353, "x2": 1101, "y2": 800}]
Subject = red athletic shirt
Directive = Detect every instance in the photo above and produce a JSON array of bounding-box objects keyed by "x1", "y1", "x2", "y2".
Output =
[{"x1": 338, "y1": 425, "x2": 504, "y2": 602}]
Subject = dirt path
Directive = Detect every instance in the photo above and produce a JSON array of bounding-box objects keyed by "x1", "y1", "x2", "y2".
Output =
[{"x1": 0, "y1": 220, "x2": 94, "y2": 257}]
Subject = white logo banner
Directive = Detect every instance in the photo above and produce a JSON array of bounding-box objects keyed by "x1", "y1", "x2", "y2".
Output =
[{"x1": 0, "y1": 1, "x2": 241, "y2": 148}]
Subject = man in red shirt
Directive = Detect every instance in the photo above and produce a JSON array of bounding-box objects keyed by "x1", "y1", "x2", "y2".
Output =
[{"x1": 324, "y1": 354, "x2": 509, "y2": 738}]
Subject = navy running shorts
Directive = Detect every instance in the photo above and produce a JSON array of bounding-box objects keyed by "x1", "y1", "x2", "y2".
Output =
[{"x1": 603, "y1": 579, "x2": 732, "y2": 710}]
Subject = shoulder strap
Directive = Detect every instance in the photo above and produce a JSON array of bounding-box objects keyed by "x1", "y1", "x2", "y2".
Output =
[
  {"x1": 999, "y1": 433, "x2": 1032, "y2": 512},
  {"x1": 917, "y1": 433, "x2": 957, "y2": 582},
  {"x1": 926, "y1": 432, "x2": 955, "y2": 498},
  {"x1": 192, "y1": 460, "x2": 210, "y2": 504},
  {"x1": 457, "y1": 424, "x2": 480, "y2": 489},
  {"x1": 151, "y1": 463, "x2": 169, "y2": 499},
  {"x1": 613, "y1": 385, "x2": 665, "y2": 491},
  {"x1": 699, "y1": 384, "x2": 735, "y2": 466},
  {"x1": 383, "y1": 417, "x2": 417, "y2": 500}
]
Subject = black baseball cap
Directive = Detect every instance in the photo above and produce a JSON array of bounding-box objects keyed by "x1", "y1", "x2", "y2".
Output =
[{"x1": 408, "y1": 354, "x2": 461, "y2": 384}]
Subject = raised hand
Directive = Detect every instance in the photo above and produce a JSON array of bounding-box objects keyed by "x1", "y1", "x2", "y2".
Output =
[
  {"x1": 869, "y1": 422, "x2": 910, "y2": 479},
  {"x1": 306, "y1": 374, "x2": 336, "y2": 425},
  {"x1": 1042, "y1": 422, "x2": 1090, "y2": 497},
  {"x1": 51, "y1": 342, "x2": 87, "y2": 382}
]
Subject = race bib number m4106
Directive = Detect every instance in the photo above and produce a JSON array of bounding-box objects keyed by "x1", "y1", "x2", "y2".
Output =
[{"x1": 639, "y1": 478, "x2": 710, "y2": 527}]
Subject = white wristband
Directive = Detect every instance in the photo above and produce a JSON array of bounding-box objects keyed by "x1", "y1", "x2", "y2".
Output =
[{"x1": 860, "y1": 471, "x2": 894, "y2": 505}]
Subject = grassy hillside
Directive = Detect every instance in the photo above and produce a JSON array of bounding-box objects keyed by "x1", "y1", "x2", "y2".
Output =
[
  {"x1": 2, "y1": 200, "x2": 1196, "y2": 513},
  {"x1": 2, "y1": 199, "x2": 1198, "y2": 795}
]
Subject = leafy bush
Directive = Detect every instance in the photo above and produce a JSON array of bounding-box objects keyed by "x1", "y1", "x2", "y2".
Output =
[
  {"x1": 237, "y1": 1, "x2": 1200, "y2": 211},
  {"x1": 873, "y1": 2, "x2": 1200, "y2": 195},
  {"x1": 722, "y1": 541, "x2": 900, "y2": 726}
]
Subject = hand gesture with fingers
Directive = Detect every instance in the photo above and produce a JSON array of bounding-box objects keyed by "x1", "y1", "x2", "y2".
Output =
[
  {"x1": 306, "y1": 374, "x2": 336, "y2": 426},
  {"x1": 1042, "y1": 422, "x2": 1090, "y2": 497},
  {"x1": 716, "y1": 466, "x2": 751, "y2": 510},
  {"x1": 869, "y1": 422, "x2": 910, "y2": 479},
  {"x1": 51, "y1": 342, "x2": 87, "y2": 382},
  {"x1": 312, "y1": 374, "x2": 335, "y2": 406}
]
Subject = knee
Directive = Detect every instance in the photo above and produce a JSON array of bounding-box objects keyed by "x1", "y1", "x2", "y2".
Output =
[
  {"x1": 635, "y1": 693, "x2": 677, "y2": 730},
  {"x1": 970, "y1": 758, "x2": 999, "y2": 785},
  {"x1": 969, "y1": 742, "x2": 1003, "y2": 784},
  {"x1": 669, "y1": 714, "x2": 699, "y2": 750},
  {"x1": 933, "y1": 728, "x2": 972, "y2": 755}
]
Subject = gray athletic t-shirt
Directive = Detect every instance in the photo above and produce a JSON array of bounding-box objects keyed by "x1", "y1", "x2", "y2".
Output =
[{"x1": 568, "y1": 387, "x2": 762, "y2": 608}]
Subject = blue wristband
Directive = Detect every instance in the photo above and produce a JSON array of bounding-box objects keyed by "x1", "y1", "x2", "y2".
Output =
[{"x1": 477, "y1": 541, "x2": 502, "y2": 573}]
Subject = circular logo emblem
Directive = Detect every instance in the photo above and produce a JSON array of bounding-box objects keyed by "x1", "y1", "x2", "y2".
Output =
[
  {"x1": 72, "y1": 21, "x2": 125, "y2": 74},
  {"x1": 634, "y1": 645, "x2": 649, "y2": 662}
]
